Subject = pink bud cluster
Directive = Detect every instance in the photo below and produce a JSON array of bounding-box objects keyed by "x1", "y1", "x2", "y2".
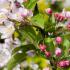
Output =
[
  {"x1": 39, "y1": 44, "x2": 51, "y2": 58},
  {"x1": 45, "y1": 8, "x2": 65, "y2": 22},
  {"x1": 57, "y1": 60, "x2": 70, "y2": 68},
  {"x1": 54, "y1": 13, "x2": 65, "y2": 22}
]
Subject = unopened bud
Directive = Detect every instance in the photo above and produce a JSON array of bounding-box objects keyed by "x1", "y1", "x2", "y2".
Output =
[
  {"x1": 39, "y1": 44, "x2": 46, "y2": 52},
  {"x1": 45, "y1": 51, "x2": 51, "y2": 58},
  {"x1": 55, "y1": 36, "x2": 62, "y2": 44},
  {"x1": 45, "y1": 8, "x2": 52, "y2": 15},
  {"x1": 55, "y1": 48, "x2": 62, "y2": 57}
]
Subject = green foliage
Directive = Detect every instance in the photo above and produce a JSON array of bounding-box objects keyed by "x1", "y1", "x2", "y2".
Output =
[
  {"x1": 23, "y1": 0, "x2": 37, "y2": 10},
  {"x1": 7, "y1": 53, "x2": 26, "y2": 70},
  {"x1": 31, "y1": 13, "x2": 46, "y2": 29}
]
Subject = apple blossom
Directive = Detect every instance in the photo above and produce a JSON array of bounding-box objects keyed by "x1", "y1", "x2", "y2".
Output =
[
  {"x1": 0, "y1": 0, "x2": 33, "y2": 68},
  {"x1": 29, "y1": 62, "x2": 39, "y2": 70},
  {"x1": 8, "y1": 7, "x2": 29, "y2": 21},
  {"x1": 0, "y1": 12, "x2": 8, "y2": 24},
  {"x1": 62, "y1": 9, "x2": 70, "y2": 19},
  {"x1": 13, "y1": 38, "x2": 21, "y2": 47},
  {"x1": 27, "y1": 10, "x2": 33, "y2": 17},
  {"x1": 5, "y1": 38, "x2": 13, "y2": 45},
  {"x1": 0, "y1": 43, "x2": 11, "y2": 67},
  {"x1": 8, "y1": 12, "x2": 23, "y2": 21},
  {"x1": 0, "y1": 21, "x2": 15, "y2": 39},
  {"x1": 18, "y1": 7, "x2": 28, "y2": 17},
  {"x1": 0, "y1": 0, "x2": 10, "y2": 10}
]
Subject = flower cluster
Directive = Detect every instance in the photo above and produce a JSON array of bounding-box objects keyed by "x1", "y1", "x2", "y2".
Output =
[
  {"x1": 0, "y1": 0, "x2": 33, "y2": 68},
  {"x1": 0, "y1": 0, "x2": 70, "y2": 70},
  {"x1": 39, "y1": 7, "x2": 70, "y2": 69},
  {"x1": 39, "y1": 44, "x2": 51, "y2": 58},
  {"x1": 39, "y1": 40, "x2": 62, "y2": 58}
]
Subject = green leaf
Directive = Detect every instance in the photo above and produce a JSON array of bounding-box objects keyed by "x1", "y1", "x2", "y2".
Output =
[
  {"x1": 63, "y1": 39, "x2": 70, "y2": 47},
  {"x1": 51, "y1": 14, "x2": 56, "y2": 24},
  {"x1": 61, "y1": 33, "x2": 70, "y2": 39},
  {"x1": 7, "y1": 53, "x2": 26, "y2": 70},
  {"x1": 12, "y1": 44, "x2": 36, "y2": 54},
  {"x1": 36, "y1": 31, "x2": 43, "y2": 44},
  {"x1": 7, "y1": 44, "x2": 36, "y2": 70},
  {"x1": 23, "y1": 0, "x2": 37, "y2": 10},
  {"x1": 45, "y1": 24, "x2": 55, "y2": 32},
  {"x1": 44, "y1": 38, "x2": 55, "y2": 54},
  {"x1": 33, "y1": 4, "x2": 39, "y2": 15},
  {"x1": 18, "y1": 25, "x2": 43, "y2": 47},
  {"x1": 24, "y1": 26, "x2": 36, "y2": 40},
  {"x1": 61, "y1": 55, "x2": 70, "y2": 60},
  {"x1": 31, "y1": 13, "x2": 46, "y2": 29},
  {"x1": 56, "y1": 67, "x2": 61, "y2": 70},
  {"x1": 18, "y1": 25, "x2": 39, "y2": 46},
  {"x1": 44, "y1": 16, "x2": 55, "y2": 32},
  {"x1": 44, "y1": 38, "x2": 52, "y2": 43},
  {"x1": 23, "y1": 26, "x2": 38, "y2": 45}
]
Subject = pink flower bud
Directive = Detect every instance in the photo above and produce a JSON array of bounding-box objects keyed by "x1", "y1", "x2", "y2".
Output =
[
  {"x1": 39, "y1": 44, "x2": 46, "y2": 52},
  {"x1": 54, "y1": 13, "x2": 64, "y2": 22},
  {"x1": 21, "y1": 13, "x2": 27, "y2": 17},
  {"x1": 55, "y1": 48, "x2": 62, "y2": 57},
  {"x1": 65, "y1": 60, "x2": 70, "y2": 66},
  {"x1": 55, "y1": 36, "x2": 62, "y2": 44},
  {"x1": 58, "y1": 61, "x2": 66, "y2": 67},
  {"x1": 58, "y1": 60, "x2": 70, "y2": 68},
  {"x1": 15, "y1": 1, "x2": 21, "y2": 8},
  {"x1": 20, "y1": 8, "x2": 28, "y2": 17},
  {"x1": 45, "y1": 8, "x2": 52, "y2": 15},
  {"x1": 45, "y1": 51, "x2": 51, "y2": 58}
]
